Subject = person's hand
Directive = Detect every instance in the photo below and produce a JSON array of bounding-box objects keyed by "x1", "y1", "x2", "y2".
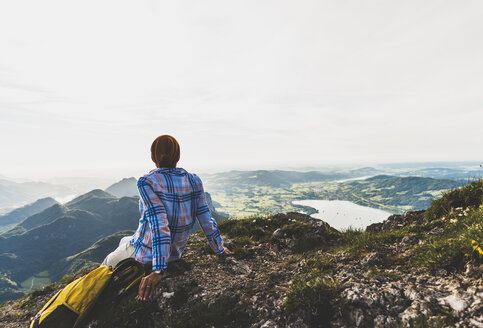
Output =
[
  {"x1": 138, "y1": 272, "x2": 163, "y2": 301},
  {"x1": 222, "y1": 246, "x2": 233, "y2": 255}
]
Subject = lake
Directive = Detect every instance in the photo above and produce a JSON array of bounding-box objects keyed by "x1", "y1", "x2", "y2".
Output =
[{"x1": 292, "y1": 199, "x2": 392, "y2": 231}]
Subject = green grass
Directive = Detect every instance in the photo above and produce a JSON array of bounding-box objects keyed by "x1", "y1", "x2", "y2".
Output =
[
  {"x1": 158, "y1": 296, "x2": 253, "y2": 328},
  {"x1": 218, "y1": 214, "x2": 309, "y2": 258},
  {"x1": 218, "y1": 213, "x2": 338, "y2": 257},
  {"x1": 411, "y1": 206, "x2": 483, "y2": 272},
  {"x1": 335, "y1": 226, "x2": 409, "y2": 260},
  {"x1": 187, "y1": 238, "x2": 213, "y2": 255},
  {"x1": 283, "y1": 276, "x2": 339, "y2": 327},
  {"x1": 282, "y1": 251, "x2": 339, "y2": 327},
  {"x1": 284, "y1": 255, "x2": 303, "y2": 267},
  {"x1": 91, "y1": 289, "x2": 253, "y2": 328},
  {"x1": 19, "y1": 271, "x2": 51, "y2": 293},
  {"x1": 218, "y1": 214, "x2": 292, "y2": 242},
  {"x1": 424, "y1": 179, "x2": 483, "y2": 221},
  {"x1": 406, "y1": 180, "x2": 483, "y2": 272},
  {"x1": 363, "y1": 269, "x2": 402, "y2": 281}
]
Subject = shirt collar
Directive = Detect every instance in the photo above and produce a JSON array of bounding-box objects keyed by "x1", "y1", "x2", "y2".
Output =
[{"x1": 149, "y1": 167, "x2": 187, "y2": 175}]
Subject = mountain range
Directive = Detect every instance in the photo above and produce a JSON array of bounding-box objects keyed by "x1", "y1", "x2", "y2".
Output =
[
  {"x1": 200, "y1": 167, "x2": 383, "y2": 191},
  {"x1": 0, "y1": 189, "x2": 139, "y2": 302},
  {"x1": 0, "y1": 186, "x2": 226, "y2": 303},
  {"x1": 2, "y1": 164, "x2": 480, "y2": 214}
]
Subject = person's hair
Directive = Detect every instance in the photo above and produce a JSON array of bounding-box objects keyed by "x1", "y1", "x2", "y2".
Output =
[{"x1": 150, "y1": 135, "x2": 180, "y2": 168}]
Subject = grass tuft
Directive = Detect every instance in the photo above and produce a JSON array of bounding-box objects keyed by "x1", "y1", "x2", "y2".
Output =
[
  {"x1": 411, "y1": 206, "x2": 483, "y2": 271},
  {"x1": 424, "y1": 179, "x2": 483, "y2": 222}
]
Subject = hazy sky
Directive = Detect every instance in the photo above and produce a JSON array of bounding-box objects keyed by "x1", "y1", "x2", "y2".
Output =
[{"x1": 1, "y1": 1, "x2": 482, "y2": 179}]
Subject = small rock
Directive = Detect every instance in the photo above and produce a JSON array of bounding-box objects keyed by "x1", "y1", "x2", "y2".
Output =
[
  {"x1": 440, "y1": 292, "x2": 467, "y2": 312},
  {"x1": 272, "y1": 228, "x2": 283, "y2": 238},
  {"x1": 162, "y1": 292, "x2": 174, "y2": 298},
  {"x1": 361, "y1": 252, "x2": 381, "y2": 267},
  {"x1": 401, "y1": 236, "x2": 412, "y2": 244},
  {"x1": 349, "y1": 308, "x2": 365, "y2": 327},
  {"x1": 428, "y1": 227, "x2": 443, "y2": 235},
  {"x1": 260, "y1": 319, "x2": 278, "y2": 327}
]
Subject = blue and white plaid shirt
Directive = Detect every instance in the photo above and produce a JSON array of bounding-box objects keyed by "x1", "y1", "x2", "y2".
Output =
[{"x1": 130, "y1": 167, "x2": 224, "y2": 270}]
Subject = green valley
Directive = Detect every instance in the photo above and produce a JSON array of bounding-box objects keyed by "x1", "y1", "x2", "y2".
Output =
[{"x1": 205, "y1": 173, "x2": 465, "y2": 218}]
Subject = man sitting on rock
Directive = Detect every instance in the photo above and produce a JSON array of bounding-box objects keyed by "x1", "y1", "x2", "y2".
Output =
[{"x1": 101, "y1": 134, "x2": 231, "y2": 301}]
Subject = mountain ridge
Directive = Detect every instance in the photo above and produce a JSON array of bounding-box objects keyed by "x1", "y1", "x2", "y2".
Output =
[
  {"x1": 105, "y1": 177, "x2": 138, "y2": 197},
  {"x1": 0, "y1": 197, "x2": 58, "y2": 229}
]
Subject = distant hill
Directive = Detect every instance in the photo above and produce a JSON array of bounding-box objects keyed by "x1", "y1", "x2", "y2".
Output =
[
  {"x1": 301, "y1": 175, "x2": 466, "y2": 212},
  {"x1": 0, "y1": 197, "x2": 58, "y2": 229},
  {"x1": 190, "y1": 192, "x2": 229, "y2": 232},
  {"x1": 0, "y1": 178, "x2": 73, "y2": 211},
  {"x1": 1, "y1": 190, "x2": 117, "y2": 238},
  {"x1": 396, "y1": 167, "x2": 483, "y2": 180},
  {"x1": 52, "y1": 230, "x2": 135, "y2": 280},
  {"x1": 105, "y1": 177, "x2": 138, "y2": 197},
  {"x1": 41, "y1": 176, "x2": 118, "y2": 195},
  {"x1": 205, "y1": 192, "x2": 229, "y2": 221},
  {"x1": 202, "y1": 168, "x2": 382, "y2": 190},
  {"x1": 1, "y1": 203, "x2": 68, "y2": 237},
  {"x1": 362, "y1": 175, "x2": 461, "y2": 192},
  {"x1": 65, "y1": 189, "x2": 116, "y2": 207}
]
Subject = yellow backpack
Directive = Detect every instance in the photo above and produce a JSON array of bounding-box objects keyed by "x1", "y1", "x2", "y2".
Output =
[{"x1": 30, "y1": 259, "x2": 145, "y2": 328}]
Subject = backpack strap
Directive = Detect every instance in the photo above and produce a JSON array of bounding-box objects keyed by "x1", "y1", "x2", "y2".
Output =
[
  {"x1": 30, "y1": 289, "x2": 62, "y2": 328},
  {"x1": 110, "y1": 258, "x2": 146, "y2": 296},
  {"x1": 113, "y1": 258, "x2": 145, "y2": 275}
]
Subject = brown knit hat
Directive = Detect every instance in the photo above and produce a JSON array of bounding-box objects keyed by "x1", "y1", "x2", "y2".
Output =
[{"x1": 150, "y1": 135, "x2": 180, "y2": 168}]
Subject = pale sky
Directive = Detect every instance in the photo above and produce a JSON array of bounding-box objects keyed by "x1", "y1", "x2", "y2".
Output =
[{"x1": 1, "y1": 1, "x2": 482, "y2": 179}]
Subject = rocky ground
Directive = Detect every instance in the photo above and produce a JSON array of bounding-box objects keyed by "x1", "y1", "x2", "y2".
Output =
[{"x1": 0, "y1": 205, "x2": 482, "y2": 327}]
